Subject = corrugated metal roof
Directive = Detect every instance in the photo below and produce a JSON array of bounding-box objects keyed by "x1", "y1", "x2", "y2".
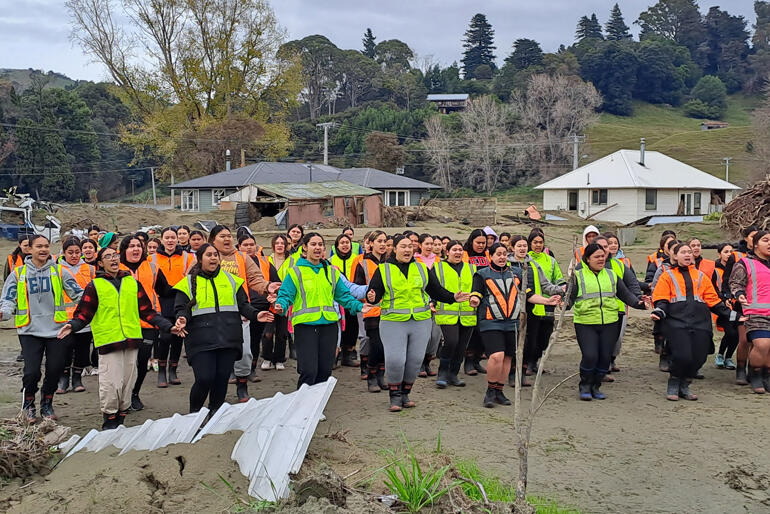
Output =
[
  {"x1": 256, "y1": 181, "x2": 380, "y2": 199},
  {"x1": 427, "y1": 94, "x2": 469, "y2": 101},
  {"x1": 340, "y1": 168, "x2": 441, "y2": 189},
  {"x1": 535, "y1": 150, "x2": 740, "y2": 190}
]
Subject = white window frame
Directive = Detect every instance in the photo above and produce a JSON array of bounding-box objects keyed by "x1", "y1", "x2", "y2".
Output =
[
  {"x1": 591, "y1": 189, "x2": 607, "y2": 205},
  {"x1": 212, "y1": 188, "x2": 227, "y2": 206},
  {"x1": 181, "y1": 189, "x2": 199, "y2": 211},
  {"x1": 385, "y1": 189, "x2": 409, "y2": 207}
]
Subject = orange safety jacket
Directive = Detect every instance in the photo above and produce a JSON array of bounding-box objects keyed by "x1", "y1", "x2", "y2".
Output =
[
  {"x1": 120, "y1": 260, "x2": 161, "y2": 329},
  {"x1": 351, "y1": 255, "x2": 381, "y2": 318},
  {"x1": 652, "y1": 265, "x2": 722, "y2": 332},
  {"x1": 60, "y1": 262, "x2": 95, "y2": 319},
  {"x1": 482, "y1": 274, "x2": 520, "y2": 321},
  {"x1": 150, "y1": 251, "x2": 194, "y2": 287}
]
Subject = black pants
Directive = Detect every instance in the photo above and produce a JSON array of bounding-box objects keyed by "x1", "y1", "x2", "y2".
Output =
[
  {"x1": 249, "y1": 320, "x2": 266, "y2": 361},
  {"x1": 261, "y1": 315, "x2": 289, "y2": 363},
  {"x1": 133, "y1": 340, "x2": 154, "y2": 395},
  {"x1": 20, "y1": 335, "x2": 70, "y2": 397},
  {"x1": 667, "y1": 327, "x2": 711, "y2": 378},
  {"x1": 64, "y1": 331, "x2": 92, "y2": 369},
  {"x1": 294, "y1": 323, "x2": 338, "y2": 388},
  {"x1": 524, "y1": 313, "x2": 554, "y2": 365},
  {"x1": 718, "y1": 321, "x2": 739, "y2": 358},
  {"x1": 574, "y1": 322, "x2": 619, "y2": 375},
  {"x1": 157, "y1": 330, "x2": 183, "y2": 364},
  {"x1": 341, "y1": 312, "x2": 359, "y2": 351},
  {"x1": 439, "y1": 324, "x2": 474, "y2": 363},
  {"x1": 366, "y1": 326, "x2": 384, "y2": 370},
  {"x1": 466, "y1": 328, "x2": 485, "y2": 359},
  {"x1": 188, "y1": 348, "x2": 239, "y2": 413}
]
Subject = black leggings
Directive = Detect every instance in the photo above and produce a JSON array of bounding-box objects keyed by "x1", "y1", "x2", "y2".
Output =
[
  {"x1": 294, "y1": 323, "x2": 338, "y2": 388},
  {"x1": 64, "y1": 331, "x2": 92, "y2": 370},
  {"x1": 188, "y1": 348, "x2": 239, "y2": 413},
  {"x1": 20, "y1": 335, "x2": 69, "y2": 397},
  {"x1": 524, "y1": 313, "x2": 554, "y2": 365},
  {"x1": 574, "y1": 322, "x2": 619, "y2": 375},
  {"x1": 261, "y1": 316, "x2": 289, "y2": 363},
  {"x1": 718, "y1": 321, "x2": 739, "y2": 359},
  {"x1": 341, "y1": 312, "x2": 359, "y2": 351},
  {"x1": 366, "y1": 326, "x2": 384, "y2": 370},
  {"x1": 439, "y1": 324, "x2": 474, "y2": 363},
  {"x1": 666, "y1": 327, "x2": 711, "y2": 378},
  {"x1": 249, "y1": 320, "x2": 266, "y2": 360},
  {"x1": 157, "y1": 330, "x2": 183, "y2": 365},
  {"x1": 133, "y1": 341, "x2": 154, "y2": 395}
]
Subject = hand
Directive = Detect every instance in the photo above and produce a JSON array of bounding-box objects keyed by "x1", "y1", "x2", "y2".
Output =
[
  {"x1": 739, "y1": 315, "x2": 748, "y2": 322},
  {"x1": 266, "y1": 293, "x2": 277, "y2": 303},
  {"x1": 57, "y1": 323, "x2": 72, "y2": 340},
  {"x1": 175, "y1": 317, "x2": 187, "y2": 331},
  {"x1": 469, "y1": 296, "x2": 480, "y2": 308},
  {"x1": 268, "y1": 282, "x2": 281, "y2": 294},
  {"x1": 545, "y1": 295, "x2": 561, "y2": 306},
  {"x1": 361, "y1": 303, "x2": 374, "y2": 315},
  {"x1": 366, "y1": 289, "x2": 376, "y2": 303},
  {"x1": 650, "y1": 313, "x2": 660, "y2": 321},
  {"x1": 738, "y1": 294, "x2": 747, "y2": 305},
  {"x1": 454, "y1": 291, "x2": 470, "y2": 303},
  {"x1": 273, "y1": 303, "x2": 284, "y2": 315},
  {"x1": 561, "y1": 284, "x2": 568, "y2": 292},
  {"x1": 430, "y1": 304, "x2": 436, "y2": 314},
  {"x1": 170, "y1": 325, "x2": 188, "y2": 337},
  {"x1": 257, "y1": 311, "x2": 274, "y2": 323}
]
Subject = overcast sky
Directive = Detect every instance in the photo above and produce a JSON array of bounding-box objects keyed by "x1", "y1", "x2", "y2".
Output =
[{"x1": 0, "y1": 1, "x2": 759, "y2": 82}]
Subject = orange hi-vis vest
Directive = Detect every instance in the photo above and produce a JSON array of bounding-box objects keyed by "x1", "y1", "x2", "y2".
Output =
[
  {"x1": 696, "y1": 258, "x2": 716, "y2": 280},
  {"x1": 254, "y1": 254, "x2": 276, "y2": 312},
  {"x1": 7, "y1": 253, "x2": 24, "y2": 273},
  {"x1": 352, "y1": 255, "x2": 381, "y2": 318},
  {"x1": 120, "y1": 261, "x2": 161, "y2": 329},
  {"x1": 150, "y1": 251, "x2": 194, "y2": 286},
  {"x1": 60, "y1": 262, "x2": 95, "y2": 319}
]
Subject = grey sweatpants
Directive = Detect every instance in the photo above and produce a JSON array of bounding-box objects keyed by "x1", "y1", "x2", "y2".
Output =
[
  {"x1": 357, "y1": 312, "x2": 369, "y2": 356},
  {"x1": 380, "y1": 318, "x2": 432, "y2": 384},
  {"x1": 612, "y1": 313, "x2": 628, "y2": 358},
  {"x1": 425, "y1": 319, "x2": 442, "y2": 357},
  {"x1": 233, "y1": 321, "x2": 252, "y2": 377}
]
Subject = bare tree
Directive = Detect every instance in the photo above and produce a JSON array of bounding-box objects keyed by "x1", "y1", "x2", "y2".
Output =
[
  {"x1": 424, "y1": 115, "x2": 454, "y2": 191},
  {"x1": 459, "y1": 95, "x2": 511, "y2": 195}
]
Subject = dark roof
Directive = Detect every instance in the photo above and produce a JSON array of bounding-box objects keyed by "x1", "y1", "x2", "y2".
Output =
[{"x1": 170, "y1": 162, "x2": 440, "y2": 190}]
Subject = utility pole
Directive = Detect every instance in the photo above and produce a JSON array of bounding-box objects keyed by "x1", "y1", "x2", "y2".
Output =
[
  {"x1": 723, "y1": 157, "x2": 732, "y2": 182},
  {"x1": 316, "y1": 122, "x2": 335, "y2": 165},
  {"x1": 572, "y1": 134, "x2": 586, "y2": 170},
  {"x1": 150, "y1": 167, "x2": 157, "y2": 205},
  {"x1": 129, "y1": 177, "x2": 136, "y2": 197},
  {"x1": 307, "y1": 163, "x2": 313, "y2": 182},
  {"x1": 170, "y1": 172, "x2": 175, "y2": 208}
]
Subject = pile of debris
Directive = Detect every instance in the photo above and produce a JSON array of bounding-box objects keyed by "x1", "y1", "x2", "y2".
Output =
[
  {"x1": 721, "y1": 177, "x2": 770, "y2": 234},
  {"x1": 382, "y1": 206, "x2": 454, "y2": 227},
  {"x1": 0, "y1": 416, "x2": 71, "y2": 479}
]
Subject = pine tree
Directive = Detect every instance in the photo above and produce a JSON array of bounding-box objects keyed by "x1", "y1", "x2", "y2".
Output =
[
  {"x1": 576, "y1": 13, "x2": 604, "y2": 41},
  {"x1": 462, "y1": 13, "x2": 497, "y2": 79},
  {"x1": 505, "y1": 39, "x2": 544, "y2": 70},
  {"x1": 605, "y1": 4, "x2": 632, "y2": 41},
  {"x1": 362, "y1": 28, "x2": 376, "y2": 58}
]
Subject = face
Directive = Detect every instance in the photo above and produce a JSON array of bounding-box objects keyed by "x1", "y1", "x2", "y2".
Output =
[
  {"x1": 385, "y1": 238, "x2": 394, "y2": 255},
  {"x1": 213, "y1": 229, "x2": 233, "y2": 253},
  {"x1": 288, "y1": 227, "x2": 302, "y2": 244},
  {"x1": 370, "y1": 234, "x2": 387, "y2": 256},
  {"x1": 491, "y1": 246, "x2": 508, "y2": 267},
  {"x1": 190, "y1": 233, "x2": 204, "y2": 251},
  {"x1": 305, "y1": 236, "x2": 325, "y2": 262},
  {"x1": 239, "y1": 238, "x2": 257, "y2": 257},
  {"x1": 108, "y1": 239, "x2": 119, "y2": 250},
  {"x1": 595, "y1": 239, "x2": 610, "y2": 259},
  {"x1": 486, "y1": 235, "x2": 496, "y2": 248},
  {"x1": 273, "y1": 237, "x2": 286, "y2": 255},
  {"x1": 719, "y1": 245, "x2": 733, "y2": 263},
  {"x1": 30, "y1": 238, "x2": 50, "y2": 262},
  {"x1": 442, "y1": 238, "x2": 450, "y2": 251},
  {"x1": 447, "y1": 244, "x2": 464, "y2": 263},
  {"x1": 530, "y1": 236, "x2": 544, "y2": 254},
  {"x1": 420, "y1": 237, "x2": 433, "y2": 255},
  {"x1": 63, "y1": 245, "x2": 81, "y2": 266},
  {"x1": 754, "y1": 234, "x2": 770, "y2": 258},
  {"x1": 747, "y1": 231, "x2": 758, "y2": 250},
  {"x1": 665, "y1": 244, "x2": 676, "y2": 258},
  {"x1": 125, "y1": 238, "x2": 143, "y2": 263},
  {"x1": 513, "y1": 240, "x2": 528, "y2": 259},
  {"x1": 689, "y1": 239, "x2": 702, "y2": 258},
  {"x1": 162, "y1": 230, "x2": 178, "y2": 252},
  {"x1": 337, "y1": 236, "x2": 352, "y2": 254},
  {"x1": 408, "y1": 235, "x2": 419, "y2": 253},
  {"x1": 343, "y1": 229, "x2": 354, "y2": 239},
  {"x1": 88, "y1": 229, "x2": 99, "y2": 241},
  {"x1": 587, "y1": 250, "x2": 605, "y2": 271},
  {"x1": 585, "y1": 232, "x2": 598, "y2": 245},
  {"x1": 676, "y1": 245, "x2": 694, "y2": 266},
  {"x1": 82, "y1": 243, "x2": 96, "y2": 259},
  {"x1": 432, "y1": 239, "x2": 442, "y2": 255},
  {"x1": 472, "y1": 236, "x2": 486, "y2": 254},
  {"x1": 500, "y1": 235, "x2": 510, "y2": 248},
  {"x1": 395, "y1": 238, "x2": 414, "y2": 262},
  {"x1": 147, "y1": 241, "x2": 159, "y2": 254},
  {"x1": 100, "y1": 249, "x2": 120, "y2": 273},
  {"x1": 607, "y1": 237, "x2": 619, "y2": 255},
  {"x1": 201, "y1": 245, "x2": 220, "y2": 272},
  {"x1": 19, "y1": 239, "x2": 31, "y2": 254},
  {"x1": 177, "y1": 228, "x2": 190, "y2": 244}
]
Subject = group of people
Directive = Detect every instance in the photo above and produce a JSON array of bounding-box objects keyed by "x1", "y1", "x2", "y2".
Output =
[{"x1": 3, "y1": 219, "x2": 767, "y2": 429}]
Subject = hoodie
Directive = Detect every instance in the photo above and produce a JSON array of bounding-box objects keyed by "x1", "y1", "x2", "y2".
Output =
[
  {"x1": 482, "y1": 226, "x2": 498, "y2": 243},
  {"x1": 582, "y1": 225, "x2": 600, "y2": 247},
  {"x1": 0, "y1": 256, "x2": 84, "y2": 338}
]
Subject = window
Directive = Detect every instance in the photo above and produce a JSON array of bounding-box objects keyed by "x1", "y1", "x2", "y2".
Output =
[
  {"x1": 322, "y1": 200, "x2": 334, "y2": 217},
  {"x1": 645, "y1": 189, "x2": 657, "y2": 210},
  {"x1": 212, "y1": 189, "x2": 227, "y2": 205},
  {"x1": 181, "y1": 190, "x2": 199, "y2": 211},
  {"x1": 693, "y1": 192, "x2": 701, "y2": 215},
  {"x1": 386, "y1": 190, "x2": 409, "y2": 206},
  {"x1": 591, "y1": 189, "x2": 607, "y2": 205}
]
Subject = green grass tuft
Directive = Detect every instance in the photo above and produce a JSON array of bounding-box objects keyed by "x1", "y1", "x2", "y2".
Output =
[{"x1": 382, "y1": 448, "x2": 461, "y2": 513}]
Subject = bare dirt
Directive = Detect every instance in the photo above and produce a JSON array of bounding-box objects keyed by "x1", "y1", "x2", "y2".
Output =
[{"x1": 0, "y1": 204, "x2": 768, "y2": 513}]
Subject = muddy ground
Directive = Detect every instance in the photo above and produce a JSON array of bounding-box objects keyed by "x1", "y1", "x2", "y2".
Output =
[{"x1": 0, "y1": 208, "x2": 769, "y2": 513}]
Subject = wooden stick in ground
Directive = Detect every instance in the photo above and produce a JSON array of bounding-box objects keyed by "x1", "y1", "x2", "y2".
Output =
[{"x1": 513, "y1": 254, "x2": 529, "y2": 503}]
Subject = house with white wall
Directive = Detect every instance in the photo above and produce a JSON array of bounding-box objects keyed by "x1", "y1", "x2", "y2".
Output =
[{"x1": 535, "y1": 142, "x2": 740, "y2": 225}]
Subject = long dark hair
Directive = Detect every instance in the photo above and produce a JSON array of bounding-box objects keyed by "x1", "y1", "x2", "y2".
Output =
[
  {"x1": 186, "y1": 243, "x2": 220, "y2": 310},
  {"x1": 119, "y1": 235, "x2": 146, "y2": 265},
  {"x1": 464, "y1": 229, "x2": 486, "y2": 254},
  {"x1": 208, "y1": 225, "x2": 230, "y2": 243},
  {"x1": 334, "y1": 233, "x2": 352, "y2": 258}
]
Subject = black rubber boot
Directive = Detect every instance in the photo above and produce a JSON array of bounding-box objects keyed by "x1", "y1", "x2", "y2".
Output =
[
  {"x1": 464, "y1": 355, "x2": 478, "y2": 376},
  {"x1": 388, "y1": 385, "x2": 402, "y2": 412},
  {"x1": 525, "y1": 361, "x2": 537, "y2": 376},
  {"x1": 448, "y1": 361, "x2": 465, "y2": 387},
  {"x1": 494, "y1": 385, "x2": 512, "y2": 405},
  {"x1": 750, "y1": 367, "x2": 766, "y2": 394},
  {"x1": 473, "y1": 358, "x2": 487, "y2": 374},
  {"x1": 131, "y1": 393, "x2": 144, "y2": 411},
  {"x1": 157, "y1": 361, "x2": 168, "y2": 388},
  {"x1": 342, "y1": 349, "x2": 358, "y2": 367},
  {"x1": 360, "y1": 356, "x2": 369, "y2": 380},
  {"x1": 666, "y1": 376, "x2": 680, "y2": 400},
  {"x1": 376, "y1": 367, "x2": 387, "y2": 390},
  {"x1": 401, "y1": 382, "x2": 415, "y2": 408},
  {"x1": 658, "y1": 354, "x2": 670, "y2": 372},
  {"x1": 678, "y1": 378, "x2": 697, "y2": 400},
  {"x1": 22, "y1": 396, "x2": 37, "y2": 424},
  {"x1": 71, "y1": 367, "x2": 85, "y2": 392},
  {"x1": 736, "y1": 364, "x2": 749, "y2": 385},
  {"x1": 117, "y1": 410, "x2": 128, "y2": 426},
  {"x1": 435, "y1": 358, "x2": 450, "y2": 389},
  {"x1": 168, "y1": 362, "x2": 181, "y2": 385},
  {"x1": 579, "y1": 372, "x2": 593, "y2": 401},
  {"x1": 591, "y1": 375, "x2": 607, "y2": 400},
  {"x1": 236, "y1": 378, "x2": 250, "y2": 402},
  {"x1": 483, "y1": 387, "x2": 496, "y2": 408},
  {"x1": 40, "y1": 394, "x2": 56, "y2": 420},
  {"x1": 56, "y1": 372, "x2": 69, "y2": 394},
  {"x1": 102, "y1": 412, "x2": 119, "y2": 430},
  {"x1": 289, "y1": 340, "x2": 297, "y2": 360},
  {"x1": 508, "y1": 370, "x2": 516, "y2": 388},
  {"x1": 367, "y1": 371, "x2": 380, "y2": 393},
  {"x1": 248, "y1": 360, "x2": 260, "y2": 383}
]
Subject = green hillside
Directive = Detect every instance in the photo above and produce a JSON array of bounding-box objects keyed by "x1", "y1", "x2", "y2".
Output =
[
  {"x1": 587, "y1": 95, "x2": 761, "y2": 187},
  {"x1": 0, "y1": 68, "x2": 79, "y2": 92}
]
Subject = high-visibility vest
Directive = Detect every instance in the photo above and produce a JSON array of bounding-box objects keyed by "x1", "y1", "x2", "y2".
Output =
[
  {"x1": 15, "y1": 264, "x2": 68, "y2": 327},
  {"x1": 574, "y1": 246, "x2": 586, "y2": 264},
  {"x1": 173, "y1": 270, "x2": 243, "y2": 317},
  {"x1": 330, "y1": 252, "x2": 355, "y2": 279},
  {"x1": 741, "y1": 257, "x2": 770, "y2": 316},
  {"x1": 379, "y1": 261, "x2": 431, "y2": 322},
  {"x1": 60, "y1": 262, "x2": 95, "y2": 319},
  {"x1": 434, "y1": 260, "x2": 476, "y2": 326},
  {"x1": 120, "y1": 261, "x2": 161, "y2": 328},
  {"x1": 7, "y1": 253, "x2": 23, "y2": 274},
  {"x1": 661, "y1": 268, "x2": 707, "y2": 304},
  {"x1": 352, "y1": 255, "x2": 381, "y2": 318},
  {"x1": 733, "y1": 251, "x2": 748, "y2": 262},
  {"x1": 90, "y1": 276, "x2": 143, "y2": 347},
  {"x1": 150, "y1": 251, "x2": 194, "y2": 286},
  {"x1": 268, "y1": 254, "x2": 294, "y2": 281},
  {"x1": 528, "y1": 251, "x2": 561, "y2": 283},
  {"x1": 573, "y1": 267, "x2": 618, "y2": 325},
  {"x1": 480, "y1": 270, "x2": 520, "y2": 322},
  {"x1": 530, "y1": 261, "x2": 554, "y2": 317},
  {"x1": 696, "y1": 258, "x2": 716, "y2": 280},
  {"x1": 609, "y1": 258, "x2": 627, "y2": 314},
  {"x1": 285, "y1": 265, "x2": 340, "y2": 325}
]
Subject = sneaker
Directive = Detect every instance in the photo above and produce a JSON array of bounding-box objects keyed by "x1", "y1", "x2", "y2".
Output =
[
  {"x1": 724, "y1": 358, "x2": 736, "y2": 370},
  {"x1": 714, "y1": 354, "x2": 725, "y2": 368},
  {"x1": 261, "y1": 360, "x2": 274, "y2": 370},
  {"x1": 275, "y1": 362, "x2": 285, "y2": 370}
]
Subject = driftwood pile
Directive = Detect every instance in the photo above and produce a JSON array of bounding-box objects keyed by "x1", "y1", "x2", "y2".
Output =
[
  {"x1": 0, "y1": 417, "x2": 70, "y2": 479},
  {"x1": 721, "y1": 177, "x2": 770, "y2": 234}
]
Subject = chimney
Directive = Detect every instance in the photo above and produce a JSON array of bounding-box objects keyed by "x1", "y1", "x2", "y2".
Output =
[{"x1": 639, "y1": 138, "x2": 646, "y2": 166}]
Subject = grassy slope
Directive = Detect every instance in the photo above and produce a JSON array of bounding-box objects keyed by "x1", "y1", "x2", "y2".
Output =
[
  {"x1": 586, "y1": 94, "x2": 761, "y2": 188},
  {"x1": 0, "y1": 69, "x2": 77, "y2": 92}
]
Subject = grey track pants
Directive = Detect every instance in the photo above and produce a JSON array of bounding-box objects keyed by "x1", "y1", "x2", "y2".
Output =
[
  {"x1": 612, "y1": 313, "x2": 628, "y2": 358},
  {"x1": 425, "y1": 318, "x2": 442, "y2": 356},
  {"x1": 233, "y1": 321, "x2": 252, "y2": 377},
  {"x1": 380, "y1": 318, "x2": 432, "y2": 384}
]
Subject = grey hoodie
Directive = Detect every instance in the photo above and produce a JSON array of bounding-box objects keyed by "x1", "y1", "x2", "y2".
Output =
[{"x1": 0, "y1": 256, "x2": 83, "y2": 338}]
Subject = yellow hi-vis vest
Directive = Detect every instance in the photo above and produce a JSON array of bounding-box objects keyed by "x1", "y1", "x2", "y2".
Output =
[
  {"x1": 434, "y1": 260, "x2": 476, "y2": 326},
  {"x1": 609, "y1": 258, "x2": 628, "y2": 313},
  {"x1": 530, "y1": 261, "x2": 551, "y2": 318},
  {"x1": 173, "y1": 270, "x2": 243, "y2": 316},
  {"x1": 286, "y1": 265, "x2": 340, "y2": 325},
  {"x1": 15, "y1": 264, "x2": 68, "y2": 327},
  {"x1": 573, "y1": 267, "x2": 619, "y2": 325},
  {"x1": 379, "y1": 261, "x2": 431, "y2": 322},
  {"x1": 90, "y1": 276, "x2": 143, "y2": 347}
]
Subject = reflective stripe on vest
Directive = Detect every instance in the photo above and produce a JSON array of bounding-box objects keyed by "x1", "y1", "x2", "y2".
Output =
[
  {"x1": 15, "y1": 264, "x2": 68, "y2": 327},
  {"x1": 173, "y1": 270, "x2": 243, "y2": 316},
  {"x1": 288, "y1": 265, "x2": 339, "y2": 324},
  {"x1": 610, "y1": 258, "x2": 627, "y2": 313},
  {"x1": 434, "y1": 261, "x2": 476, "y2": 326},
  {"x1": 573, "y1": 267, "x2": 618, "y2": 325},
  {"x1": 90, "y1": 276, "x2": 142, "y2": 347},
  {"x1": 60, "y1": 263, "x2": 95, "y2": 318},
  {"x1": 742, "y1": 257, "x2": 770, "y2": 315},
  {"x1": 530, "y1": 261, "x2": 550, "y2": 317},
  {"x1": 380, "y1": 262, "x2": 431, "y2": 321},
  {"x1": 664, "y1": 269, "x2": 704, "y2": 303},
  {"x1": 330, "y1": 253, "x2": 353, "y2": 279},
  {"x1": 483, "y1": 273, "x2": 519, "y2": 321}
]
